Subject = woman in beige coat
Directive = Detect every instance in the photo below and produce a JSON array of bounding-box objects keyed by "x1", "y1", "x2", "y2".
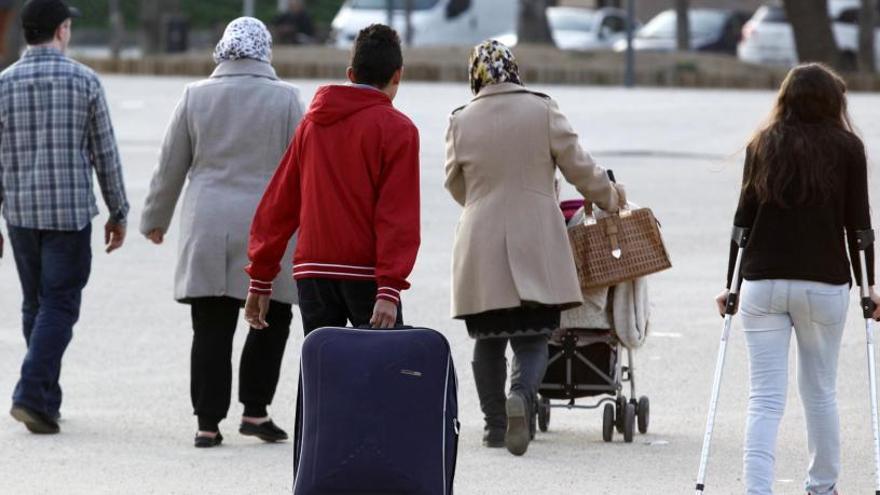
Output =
[
  {"x1": 445, "y1": 40, "x2": 624, "y2": 456},
  {"x1": 140, "y1": 18, "x2": 303, "y2": 448}
]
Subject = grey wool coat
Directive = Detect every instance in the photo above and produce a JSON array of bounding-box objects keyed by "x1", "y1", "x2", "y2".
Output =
[
  {"x1": 445, "y1": 83, "x2": 622, "y2": 318},
  {"x1": 140, "y1": 59, "x2": 303, "y2": 304}
]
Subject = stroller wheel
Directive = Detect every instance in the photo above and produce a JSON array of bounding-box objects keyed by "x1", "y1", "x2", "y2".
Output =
[
  {"x1": 538, "y1": 397, "x2": 551, "y2": 433},
  {"x1": 623, "y1": 403, "x2": 636, "y2": 443},
  {"x1": 637, "y1": 396, "x2": 650, "y2": 434},
  {"x1": 615, "y1": 395, "x2": 627, "y2": 434},
  {"x1": 602, "y1": 403, "x2": 614, "y2": 442}
]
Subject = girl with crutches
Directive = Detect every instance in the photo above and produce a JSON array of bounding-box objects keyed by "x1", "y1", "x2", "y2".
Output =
[{"x1": 701, "y1": 63, "x2": 880, "y2": 495}]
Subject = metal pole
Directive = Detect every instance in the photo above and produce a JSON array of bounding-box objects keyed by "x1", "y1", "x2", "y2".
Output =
[
  {"x1": 694, "y1": 227, "x2": 750, "y2": 494},
  {"x1": 244, "y1": 0, "x2": 255, "y2": 17},
  {"x1": 857, "y1": 235, "x2": 880, "y2": 493},
  {"x1": 405, "y1": 0, "x2": 413, "y2": 45},
  {"x1": 109, "y1": 0, "x2": 123, "y2": 60},
  {"x1": 386, "y1": 0, "x2": 393, "y2": 26},
  {"x1": 624, "y1": 0, "x2": 635, "y2": 88}
]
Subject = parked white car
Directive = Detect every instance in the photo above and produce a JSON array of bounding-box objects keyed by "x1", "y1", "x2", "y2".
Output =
[
  {"x1": 494, "y1": 7, "x2": 639, "y2": 51},
  {"x1": 738, "y1": 1, "x2": 880, "y2": 68},
  {"x1": 330, "y1": 0, "x2": 516, "y2": 48}
]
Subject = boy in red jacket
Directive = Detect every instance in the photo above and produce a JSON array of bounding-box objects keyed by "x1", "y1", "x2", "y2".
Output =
[{"x1": 244, "y1": 24, "x2": 420, "y2": 333}]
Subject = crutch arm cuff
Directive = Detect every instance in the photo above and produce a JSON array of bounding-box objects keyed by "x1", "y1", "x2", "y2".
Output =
[{"x1": 731, "y1": 226, "x2": 751, "y2": 248}]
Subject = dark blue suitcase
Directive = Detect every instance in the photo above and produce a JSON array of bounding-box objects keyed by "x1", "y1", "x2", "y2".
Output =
[{"x1": 294, "y1": 326, "x2": 459, "y2": 495}]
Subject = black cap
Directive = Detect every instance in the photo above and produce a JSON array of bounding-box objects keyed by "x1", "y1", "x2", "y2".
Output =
[{"x1": 21, "y1": 0, "x2": 80, "y2": 37}]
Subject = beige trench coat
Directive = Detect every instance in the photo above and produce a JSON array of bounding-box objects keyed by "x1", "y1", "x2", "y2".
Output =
[
  {"x1": 140, "y1": 59, "x2": 304, "y2": 304},
  {"x1": 445, "y1": 83, "x2": 621, "y2": 318}
]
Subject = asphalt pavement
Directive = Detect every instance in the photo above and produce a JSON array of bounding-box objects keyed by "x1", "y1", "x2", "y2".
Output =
[{"x1": 2, "y1": 76, "x2": 880, "y2": 494}]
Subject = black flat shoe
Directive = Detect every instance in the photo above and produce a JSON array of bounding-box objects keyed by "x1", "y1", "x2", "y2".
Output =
[
  {"x1": 239, "y1": 420, "x2": 288, "y2": 443},
  {"x1": 10, "y1": 404, "x2": 60, "y2": 434},
  {"x1": 194, "y1": 432, "x2": 223, "y2": 448}
]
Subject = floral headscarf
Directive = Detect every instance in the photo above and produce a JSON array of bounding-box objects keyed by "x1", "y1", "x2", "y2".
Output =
[
  {"x1": 213, "y1": 17, "x2": 273, "y2": 64},
  {"x1": 468, "y1": 40, "x2": 523, "y2": 96}
]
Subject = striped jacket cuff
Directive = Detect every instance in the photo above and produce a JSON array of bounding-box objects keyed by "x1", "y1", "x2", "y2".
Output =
[
  {"x1": 249, "y1": 279, "x2": 273, "y2": 295},
  {"x1": 376, "y1": 286, "x2": 401, "y2": 304}
]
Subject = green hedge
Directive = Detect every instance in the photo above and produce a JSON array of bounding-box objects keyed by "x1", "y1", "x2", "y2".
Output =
[{"x1": 70, "y1": 0, "x2": 345, "y2": 29}]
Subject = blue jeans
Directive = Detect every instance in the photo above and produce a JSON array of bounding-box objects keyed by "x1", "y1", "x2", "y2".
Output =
[
  {"x1": 8, "y1": 224, "x2": 92, "y2": 417},
  {"x1": 739, "y1": 279, "x2": 848, "y2": 495}
]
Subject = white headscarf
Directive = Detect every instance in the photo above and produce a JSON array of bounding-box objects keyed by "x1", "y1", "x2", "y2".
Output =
[{"x1": 213, "y1": 17, "x2": 273, "y2": 64}]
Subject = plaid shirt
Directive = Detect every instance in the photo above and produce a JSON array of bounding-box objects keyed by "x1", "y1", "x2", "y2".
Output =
[{"x1": 0, "y1": 47, "x2": 129, "y2": 231}]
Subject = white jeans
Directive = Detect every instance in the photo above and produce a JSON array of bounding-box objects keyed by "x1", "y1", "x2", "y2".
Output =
[{"x1": 739, "y1": 279, "x2": 849, "y2": 495}]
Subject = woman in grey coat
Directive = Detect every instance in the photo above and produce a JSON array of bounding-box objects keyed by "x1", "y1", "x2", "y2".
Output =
[{"x1": 140, "y1": 17, "x2": 304, "y2": 448}]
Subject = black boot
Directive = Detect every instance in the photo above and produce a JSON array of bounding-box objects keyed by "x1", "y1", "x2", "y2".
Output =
[
  {"x1": 507, "y1": 335, "x2": 550, "y2": 455},
  {"x1": 472, "y1": 359, "x2": 507, "y2": 448}
]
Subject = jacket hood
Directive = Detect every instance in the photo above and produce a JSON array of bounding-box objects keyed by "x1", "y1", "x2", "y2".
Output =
[{"x1": 306, "y1": 85, "x2": 391, "y2": 126}]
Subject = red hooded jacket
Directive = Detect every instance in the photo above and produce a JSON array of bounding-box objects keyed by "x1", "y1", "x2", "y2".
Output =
[{"x1": 246, "y1": 85, "x2": 421, "y2": 304}]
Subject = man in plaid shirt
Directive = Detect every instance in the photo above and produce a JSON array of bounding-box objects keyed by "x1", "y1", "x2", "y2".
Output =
[{"x1": 0, "y1": 0, "x2": 129, "y2": 434}]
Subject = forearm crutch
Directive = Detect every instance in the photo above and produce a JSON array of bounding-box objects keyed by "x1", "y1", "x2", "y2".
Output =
[
  {"x1": 694, "y1": 226, "x2": 750, "y2": 494},
  {"x1": 855, "y1": 229, "x2": 880, "y2": 495}
]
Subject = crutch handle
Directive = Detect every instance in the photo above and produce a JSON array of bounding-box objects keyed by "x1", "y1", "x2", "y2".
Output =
[
  {"x1": 864, "y1": 297, "x2": 878, "y2": 320},
  {"x1": 732, "y1": 226, "x2": 751, "y2": 248},
  {"x1": 857, "y1": 229, "x2": 876, "y2": 251},
  {"x1": 725, "y1": 292, "x2": 740, "y2": 316}
]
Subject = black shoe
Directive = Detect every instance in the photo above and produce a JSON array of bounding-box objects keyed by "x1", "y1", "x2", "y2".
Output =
[
  {"x1": 10, "y1": 404, "x2": 60, "y2": 434},
  {"x1": 505, "y1": 393, "x2": 530, "y2": 456},
  {"x1": 194, "y1": 432, "x2": 223, "y2": 448},
  {"x1": 482, "y1": 427, "x2": 505, "y2": 448},
  {"x1": 239, "y1": 420, "x2": 288, "y2": 443}
]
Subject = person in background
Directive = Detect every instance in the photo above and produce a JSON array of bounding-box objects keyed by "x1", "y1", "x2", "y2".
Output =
[
  {"x1": 272, "y1": 0, "x2": 316, "y2": 45},
  {"x1": 0, "y1": 0, "x2": 129, "y2": 435},
  {"x1": 245, "y1": 23, "x2": 420, "y2": 470},
  {"x1": 140, "y1": 17, "x2": 304, "y2": 449},
  {"x1": 716, "y1": 63, "x2": 880, "y2": 495},
  {"x1": 445, "y1": 40, "x2": 624, "y2": 456}
]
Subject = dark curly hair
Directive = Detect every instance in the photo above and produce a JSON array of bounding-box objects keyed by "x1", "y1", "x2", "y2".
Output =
[{"x1": 351, "y1": 24, "x2": 403, "y2": 88}]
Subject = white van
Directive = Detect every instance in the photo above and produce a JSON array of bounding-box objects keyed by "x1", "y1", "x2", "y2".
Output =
[{"x1": 330, "y1": 0, "x2": 517, "y2": 48}]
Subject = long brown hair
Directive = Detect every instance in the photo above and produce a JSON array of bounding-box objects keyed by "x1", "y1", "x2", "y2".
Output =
[{"x1": 745, "y1": 63, "x2": 860, "y2": 207}]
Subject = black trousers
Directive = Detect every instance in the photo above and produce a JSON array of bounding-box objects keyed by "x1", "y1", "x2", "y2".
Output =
[
  {"x1": 296, "y1": 278, "x2": 403, "y2": 335},
  {"x1": 293, "y1": 279, "x2": 403, "y2": 472},
  {"x1": 190, "y1": 296, "x2": 292, "y2": 431}
]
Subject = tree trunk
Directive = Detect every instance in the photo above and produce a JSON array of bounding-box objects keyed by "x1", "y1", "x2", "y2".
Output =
[
  {"x1": 518, "y1": 0, "x2": 555, "y2": 45},
  {"x1": 140, "y1": 0, "x2": 180, "y2": 55},
  {"x1": 2, "y1": 6, "x2": 21, "y2": 69},
  {"x1": 783, "y1": 0, "x2": 842, "y2": 69},
  {"x1": 140, "y1": 0, "x2": 160, "y2": 55},
  {"x1": 675, "y1": 0, "x2": 690, "y2": 51},
  {"x1": 859, "y1": 0, "x2": 876, "y2": 73}
]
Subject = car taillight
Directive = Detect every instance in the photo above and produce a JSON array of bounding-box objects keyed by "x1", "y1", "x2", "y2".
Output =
[{"x1": 742, "y1": 21, "x2": 755, "y2": 41}]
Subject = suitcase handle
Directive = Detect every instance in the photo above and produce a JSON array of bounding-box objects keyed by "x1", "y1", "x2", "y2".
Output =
[{"x1": 356, "y1": 324, "x2": 415, "y2": 330}]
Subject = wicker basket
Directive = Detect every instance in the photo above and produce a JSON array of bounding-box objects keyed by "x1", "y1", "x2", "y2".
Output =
[{"x1": 568, "y1": 208, "x2": 671, "y2": 291}]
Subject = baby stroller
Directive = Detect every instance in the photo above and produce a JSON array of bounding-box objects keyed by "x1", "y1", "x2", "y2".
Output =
[{"x1": 536, "y1": 199, "x2": 651, "y2": 443}]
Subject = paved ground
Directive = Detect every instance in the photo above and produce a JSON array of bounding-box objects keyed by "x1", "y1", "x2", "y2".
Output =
[{"x1": 2, "y1": 77, "x2": 880, "y2": 495}]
